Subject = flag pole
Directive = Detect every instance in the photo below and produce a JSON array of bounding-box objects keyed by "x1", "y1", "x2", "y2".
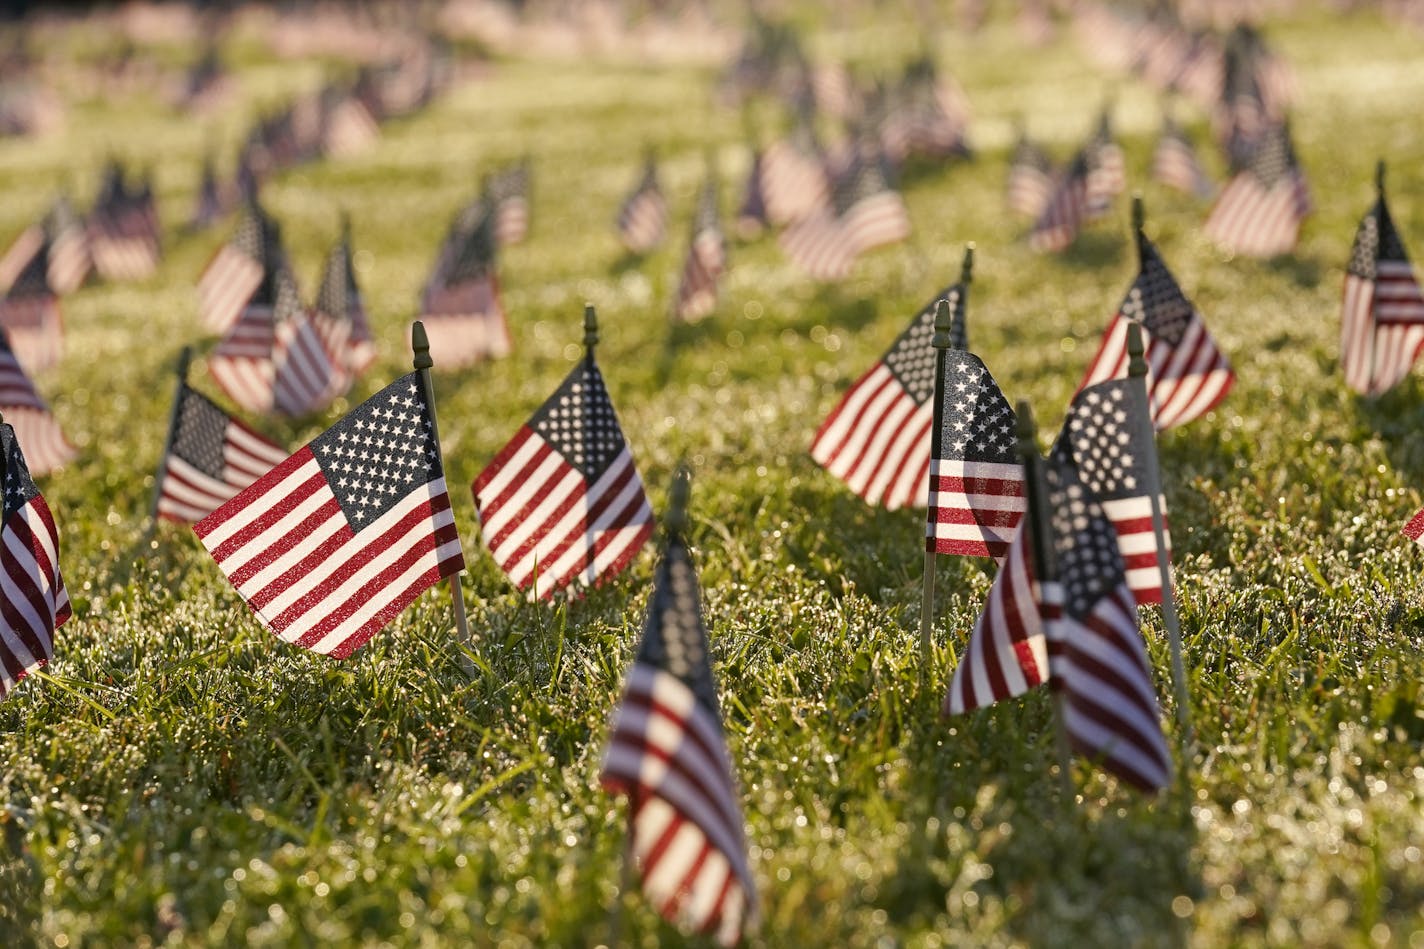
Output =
[
  {"x1": 1131, "y1": 193, "x2": 1147, "y2": 268},
  {"x1": 1125, "y1": 321, "x2": 1192, "y2": 742},
  {"x1": 1369, "y1": 161, "x2": 1385, "y2": 395},
  {"x1": 412, "y1": 320, "x2": 474, "y2": 676},
  {"x1": 584, "y1": 302, "x2": 598, "y2": 368},
  {"x1": 1014, "y1": 400, "x2": 1073, "y2": 798},
  {"x1": 147, "y1": 346, "x2": 193, "y2": 525}
]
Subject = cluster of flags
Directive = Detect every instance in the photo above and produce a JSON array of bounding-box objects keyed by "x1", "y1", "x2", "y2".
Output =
[{"x1": 1013, "y1": 109, "x2": 1127, "y2": 253}]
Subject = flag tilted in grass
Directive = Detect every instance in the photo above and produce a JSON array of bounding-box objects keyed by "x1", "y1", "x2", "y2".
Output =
[
  {"x1": 209, "y1": 266, "x2": 341, "y2": 417},
  {"x1": 155, "y1": 381, "x2": 288, "y2": 523},
  {"x1": 811, "y1": 286, "x2": 955, "y2": 510},
  {"x1": 736, "y1": 148, "x2": 769, "y2": 239},
  {"x1": 673, "y1": 176, "x2": 728, "y2": 323},
  {"x1": 0, "y1": 422, "x2": 71, "y2": 701},
  {"x1": 46, "y1": 195, "x2": 91, "y2": 294},
  {"x1": 1204, "y1": 122, "x2": 1311, "y2": 258},
  {"x1": 617, "y1": 157, "x2": 669, "y2": 254},
  {"x1": 1077, "y1": 235, "x2": 1234, "y2": 430},
  {"x1": 1058, "y1": 379, "x2": 1171, "y2": 606},
  {"x1": 759, "y1": 122, "x2": 830, "y2": 226},
  {"x1": 1405, "y1": 508, "x2": 1424, "y2": 547},
  {"x1": 0, "y1": 222, "x2": 44, "y2": 294},
  {"x1": 0, "y1": 233, "x2": 62, "y2": 373},
  {"x1": 1029, "y1": 152, "x2": 1090, "y2": 253},
  {"x1": 1006, "y1": 130, "x2": 1054, "y2": 219},
  {"x1": 0, "y1": 330, "x2": 73, "y2": 475},
  {"x1": 199, "y1": 200, "x2": 279, "y2": 334},
  {"x1": 1341, "y1": 189, "x2": 1424, "y2": 396},
  {"x1": 195, "y1": 372, "x2": 465, "y2": 659},
  {"x1": 1084, "y1": 109, "x2": 1126, "y2": 218},
  {"x1": 1046, "y1": 448, "x2": 1172, "y2": 792},
  {"x1": 780, "y1": 151, "x2": 909, "y2": 281},
  {"x1": 490, "y1": 159, "x2": 531, "y2": 246},
  {"x1": 313, "y1": 220, "x2": 376, "y2": 378},
  {"x1": 473, "y1": 357, "x2": 653, "y2": 600},
  {"x1": 1151, "y1": 115, "x2": 1213, "y2": 199},
  {"x1": 419, "y1": 200, "x2": 510, "y2": 367},
  {"x1": 942, "y1": 522, "x2": 1057, "y2": 715},
  {"x1": 925, "y1": 341, "x2": 1025, "y2": 559},
  {"x1": 600, "y1": 533, "x2": 756, "y2": 947},
  {"x1": 86, "y1": 167, "x2": 160, "y2": 282}
]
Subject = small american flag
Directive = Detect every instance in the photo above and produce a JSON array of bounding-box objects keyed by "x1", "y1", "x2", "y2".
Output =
[
  {"x1": 0, "y1": 223, "x2": 44, "y2": 294},
  {"x1": 617, "y1": 157, "x2": 669, "y2": 254},
  {"x1": 87, "y1": 172, "x2": 161, "y2": 283},
  {"x1": 1341, "y1": 190, "x2": 1424, "y2": 397},
  {"x1": 1077, "y1": 235, "x2": 1235, "y2": 430},
  {"x1": 1084, "y1": 110, "x2": 1126, "y2": 218},
  {"x1": 208, "y1": 267, "x2": 341, "y2": 417},
  {"x1": 319, "y1": 86, "x2": 381, "y2": 158},
  {"x1": 45, "y1": 195, "x2": 91, "y2": 294},
  {"x1": 780, "y1": 151, "x2": 909, "y2": 281},
  {"x1": 419, "y1": 200, "x2": 510, "y2": 367},
  {"x1": 1046, "y1": 448, "x2": 1172, "y2": 792},
  {"x1": 1059, "y1": 380, "x2": 1171, "y2": 606},
  {"x1": 1405, "y1": 508, "x2": 1424, "y2": 547},
  {"x1": 811, "y1": 286, "x2": 954, "y2": 510},
  {"x1": 759, "y1": 123, "x2": 830, "y2": 226},
  {"x1": 313, "y1": 221, "x2": 376, "y2": 378},
  {"x1": 600, "y1": 532, "x2": 756, "y2": 946},
  {"x1": 1204, "y1": 122, "x2": 1311, "y2": 258},
  {"x1": 1029, "y1": 151, "x2": 1090, "y2": 252},
  {"x1": 473, "y1": 356, "x2": 653, "y2": 600},
  {"x1": 0, "y1": 330, "x2": 74, "y2": 476},
  {"x1": 735, "y1": 149, "x2": 769, "y2": 239},
  {"x1": 1006, "y1": 132, "x2": 1054, "y2": 219},
  {"x1": 194, "y1": 372, "x2": 465, "y2": 659},
  {"x1": 199, "y1": 201, "x2": 277, "y2": 334},
  {"x1": 673, "y1": 177, "x2": 727, "y2": 323},
  {"x1": 155, "y1": 381, "x2": 288, "y2": 523},
  {"x1": 490, "y1": 160, "x2": 531, "y2": 246},
  {"x1": 1151, "y1": 116, "x2": 1213, "y2": 199},
  {"x1": 0, "y1": 235, "x2": 63, "y2": 373},
  {"x1": 0, "y1": 422, "x2": 71, "y2": 701}
]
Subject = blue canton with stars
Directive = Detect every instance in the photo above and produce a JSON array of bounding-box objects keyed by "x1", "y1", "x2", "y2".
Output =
[
  {"x1": 529, "y1": 361, "x2": 627, "y2": 480},
  {"x1": 1122, "y1": 240, "x2": 1194, "y2": 346},
  {"x1": 935, "y1": 350, "x2": 1016, "y2": 464},
  {"x1": 1, "y1": 424, "x2": 40, "y2": 521},
  {"x1": 636, "y1": 537, "x2": 722, "y2": 719},
  {"x1": 1046, "y1": 449, "x2": 1127, "y2": 619},
  {"x1": 310, "y1": 373, "x2": 442, "y2": 528},
  {"x1": 882, "y1": 288, "x2": 959, "y2": 405},
  {"x1": 1063, "y1": 380, "x2": 1149, "y2": 503}
]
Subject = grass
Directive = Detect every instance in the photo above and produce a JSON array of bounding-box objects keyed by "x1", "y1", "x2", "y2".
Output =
[{"x1": 2, "y1": 3, "x2": 1424, "y2": 946}]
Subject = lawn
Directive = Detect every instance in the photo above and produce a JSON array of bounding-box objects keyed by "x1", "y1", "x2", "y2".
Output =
[{"x1": 2, "y1": 3, "x2": 1424, "y2": 946}]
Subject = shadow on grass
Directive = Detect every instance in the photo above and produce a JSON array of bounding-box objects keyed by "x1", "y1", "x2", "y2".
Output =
[
  {"x1": 654, "y1": 313, "x2": 721, "y2": 388},
  {"x1": 1264, "y1": 252, "x2": 1324, "y2": 289},
  {"x1": 1358, "y1": 376, "x2": 1424, "y2": 482},
  {"x1": 1058, "y1": 230, "x2": 1127, "y2": 271},
  {"x1": 609, "y1": 250, "x2": 649, "y2": 276}
]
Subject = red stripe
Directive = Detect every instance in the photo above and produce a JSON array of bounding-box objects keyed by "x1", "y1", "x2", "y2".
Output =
[{"x1": 195, "y1": 448, "x2": 317, "y2": 540}]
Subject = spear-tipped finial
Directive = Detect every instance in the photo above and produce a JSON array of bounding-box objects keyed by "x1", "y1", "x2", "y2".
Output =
[
  {"x1": 960, "y1": 242, "x2": 975, "y2": 284},
  {"x1": 1015, "y1": 399, "x2": 1038, "y2": 458},
  {"x1": 931, "y1": 298, "x2": 955, "y2": 350},
  {"x1": 1376, "y1": 160, "x2": 1386, "y2": 197},
  {"x1": 1131, "y1": 193, "x2": 1145, "y2": 237},
  {"x1": 1126, "y1": 319, "x2": 1149, "y2": 379},
  {"x1": 412, "y1": 320, "x2": 433, "y2": 371},
  {"x1": 666, "y1": 463, "x2": 692, "y2": 536},
  {"x1": 583, "y1": 303, "x2": 599, "y2": 355}
]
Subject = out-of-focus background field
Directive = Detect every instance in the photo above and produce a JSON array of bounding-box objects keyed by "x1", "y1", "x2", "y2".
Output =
[{"x1": 1, "y1": 1, "x2": 1424, "y2": 945}]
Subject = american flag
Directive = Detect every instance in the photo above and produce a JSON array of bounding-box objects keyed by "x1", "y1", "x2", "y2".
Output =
[
  {"x1": 673, "y1": 177, "x2": 728, "y2": 323},
  {"x1": 811, "y1": 286, "x2": 954, "y2": 510},
  {"x1": 1340, "y1": 191, "x2": 1424, "y2": 396},
  {"x1": 735, "y1": 149, "x2": 769, "y2": 239},
  {"x1": 617, "y1": 157, "x2": 669, "y2": 254},
  {"x1": 319, "y1": 86, "x2": 381, "y2": 158},
  {"x1": 600, "y1": 533, "x2": 756, "y2": 946},
  {"x1": 759, "y1": 122, "x2": 830, "y2": 226},
  {"x1": 925, "y1": 344, "x2": 1026, "y2": 560},
  {"x1": 0, "y1": 235, "x2": 62, "y2": 373},
  {"x1": 1058, "y1": 380, "x2": 1172, "y2": 606},
  {"x1": 1077, "y1": 235, "x2": 1235, "y2": 430},
  {"x1": 46, "y1": 195, "x2": 91, "y2": 294},
  {"x1": 87, "y1": 174, "x2": 161, "y2": 283},
  {"x1": 199, "y1": 201, "x2": 277, "y2": 334},
  {"x1": 490, "y1": 160, "x2": 531, "y2": 246},
  {"x1": 1045, "y1": 448, "x2": 1172, "y2": 792},
  {"x1": 473, "y1": 357, "x2": 654, "y2": 600},
  {"x1": 780, "y1": 151, "x2": 909, "y2": 281},
  {"x1": 155, "y1": 381, "x2": 288, "y2": 523},
  {"x1": 1006, "y1": 132, "x2": 1055, "y2": 219},
  {"x1": 1029, "y1": 152, "x2": 1090, "y2": 253},
  {"x1": 0, "y1": 330, "x2": 73, "y2": 475},
  {"x1": 194, "y1": 372, "x2": 465, "y2": 659},
  {"x1": 942, "y1": 522, "x2": 1056, "y2": 715},
  {"x1": 1204, "y1": 122, "x2": 1311, "y2": 258},
  {"x1": 208, "y1": 266, "x2": 341, "y2": 417},
  {"x1": 0, "y1": 422, "x2": 71, "y2": 701},
  {"x1": 0, "y1": 223, "x2": 44, "y2": 294},
  {"x1": 1405, "y1": 508, "x2": 1424, "y2": 547},
  {"x1": 313, "y1": 221, "x2": 376, "y2": 378},
  {"x1": 1084, "y1": 110, "x2": 1126, "y2": 218},
  {"x1": 1151, "y1": 116, "x2": 1214, "y2": 199},
  {"x1": 419, "y1": 200, "x2": 510, "y2": 368}
]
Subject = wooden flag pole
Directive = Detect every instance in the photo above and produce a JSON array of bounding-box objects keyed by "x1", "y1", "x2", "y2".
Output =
[
  {"x1": 147, "y1": 346, "x2": 193, "y2": 525},
  {"x1": 1125, "y1": 321, "x2": 1193, "y2": 741},
  {"x1": 1014, "y1": 400, "x2": 1073, "y2": 798},
  {"x1": 412, "y1": 320, "x2": 474, "y2": 676},
  {"x1": 919, "y1": 245, "x2": 973, "y2": 669}
]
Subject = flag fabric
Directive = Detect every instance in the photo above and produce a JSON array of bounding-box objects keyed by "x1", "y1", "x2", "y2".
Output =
[
  {"x1": 759, "y1": 124, "x2": 830, "y2": 226},
  {"x1": 199, "y1": 201, "x2": 276, "y2": 334},
  {"x1": 490, "y1": 161, "x2": 531, "y2": 246},
  {"x1": 0, "y1": 422, "x2": 71, "y2": 701},
  {"x1": 811, "y1": 287, "x2": 953, "y2": 510},
  {"x1": 313, "y1": 224, "x2": 376, "y2": 378},
  {"x1": 673, "y1": 178, "x2": 728, "y2": 323},
  {"x1": 87, "y1": 177, "x2": 161, "y2": 283},
  {"x1": 1058, "y1": 379, "x2": 1171, "y2": 606},
  {"x1": 0, "y1": 234, "x2": 63, "y2": 373},
  {"x1": 194, "y1": 372, "x2": 465, "y2": 659},
  {"x1": 1204, "y1": 123, "x2": 1311, "y2": 258},
  {"x1": 617, "y1": 159, "x2": 669, "y2": 254},
  {"x1": 924, "y1": 343, "x2": 1026, "y2": 559},
  {"x1": 1405, "y1": 508, "x2": 1424, "y2": 547},
  {"x1": 1084, "y1": 111, "x2": 1126, "y2": 218},
  {"x1": 0, "y1": 224, "x2": 44, "y2": 293},
  {"x1": 0, "y1": 330, "x2": 74, "y2": 475},
  {"x1": 1028, "y1": 152, "x2": 1090, "y2": 252},
  {"x1": 155, "y1": 381, "x2": 288, "y2": 523},
  {"x1": 1151, "y1": 116, "x2": 1213, "y2": 199},
  {"x1": 780, "y1": 151, "x2": 909, "y2": 281},
  {"x1": 600, "y1": 533, "x2": 756, "y2": 946},
  {"x1": 473, "y1": 356, "x2": 654, "y2": 600},
  {"x1": 419, "y1": 200, "x2": 510, "y2": 367},
  {"x1": 1340, "y1": 192, "x2": 1424, "y2": 396},
  {"x1": 1077, "y1": 236, "x2": 1235, "y2": 430},
  {"x1": 1046, "y1": 448, "x2": 1173, "y2": 792},
  {"x1": 208, "y1": 266, "x2": 341, "y2": 417},
  {"x1": 189, "y1": 157, "x2": 225, "y2": 231},
  {"x1": 735, "y1": 149, "x2": 769, "y2": 239},
  {"x1": 320, "y1": 86, "x2": 381, "y2": 158},
  {"x1": 1006, "y1": 132, "x2": 1054, "y2": 219},
  {"x1": 46, "y1": 196, "x2": 91, "y2": 294}
]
